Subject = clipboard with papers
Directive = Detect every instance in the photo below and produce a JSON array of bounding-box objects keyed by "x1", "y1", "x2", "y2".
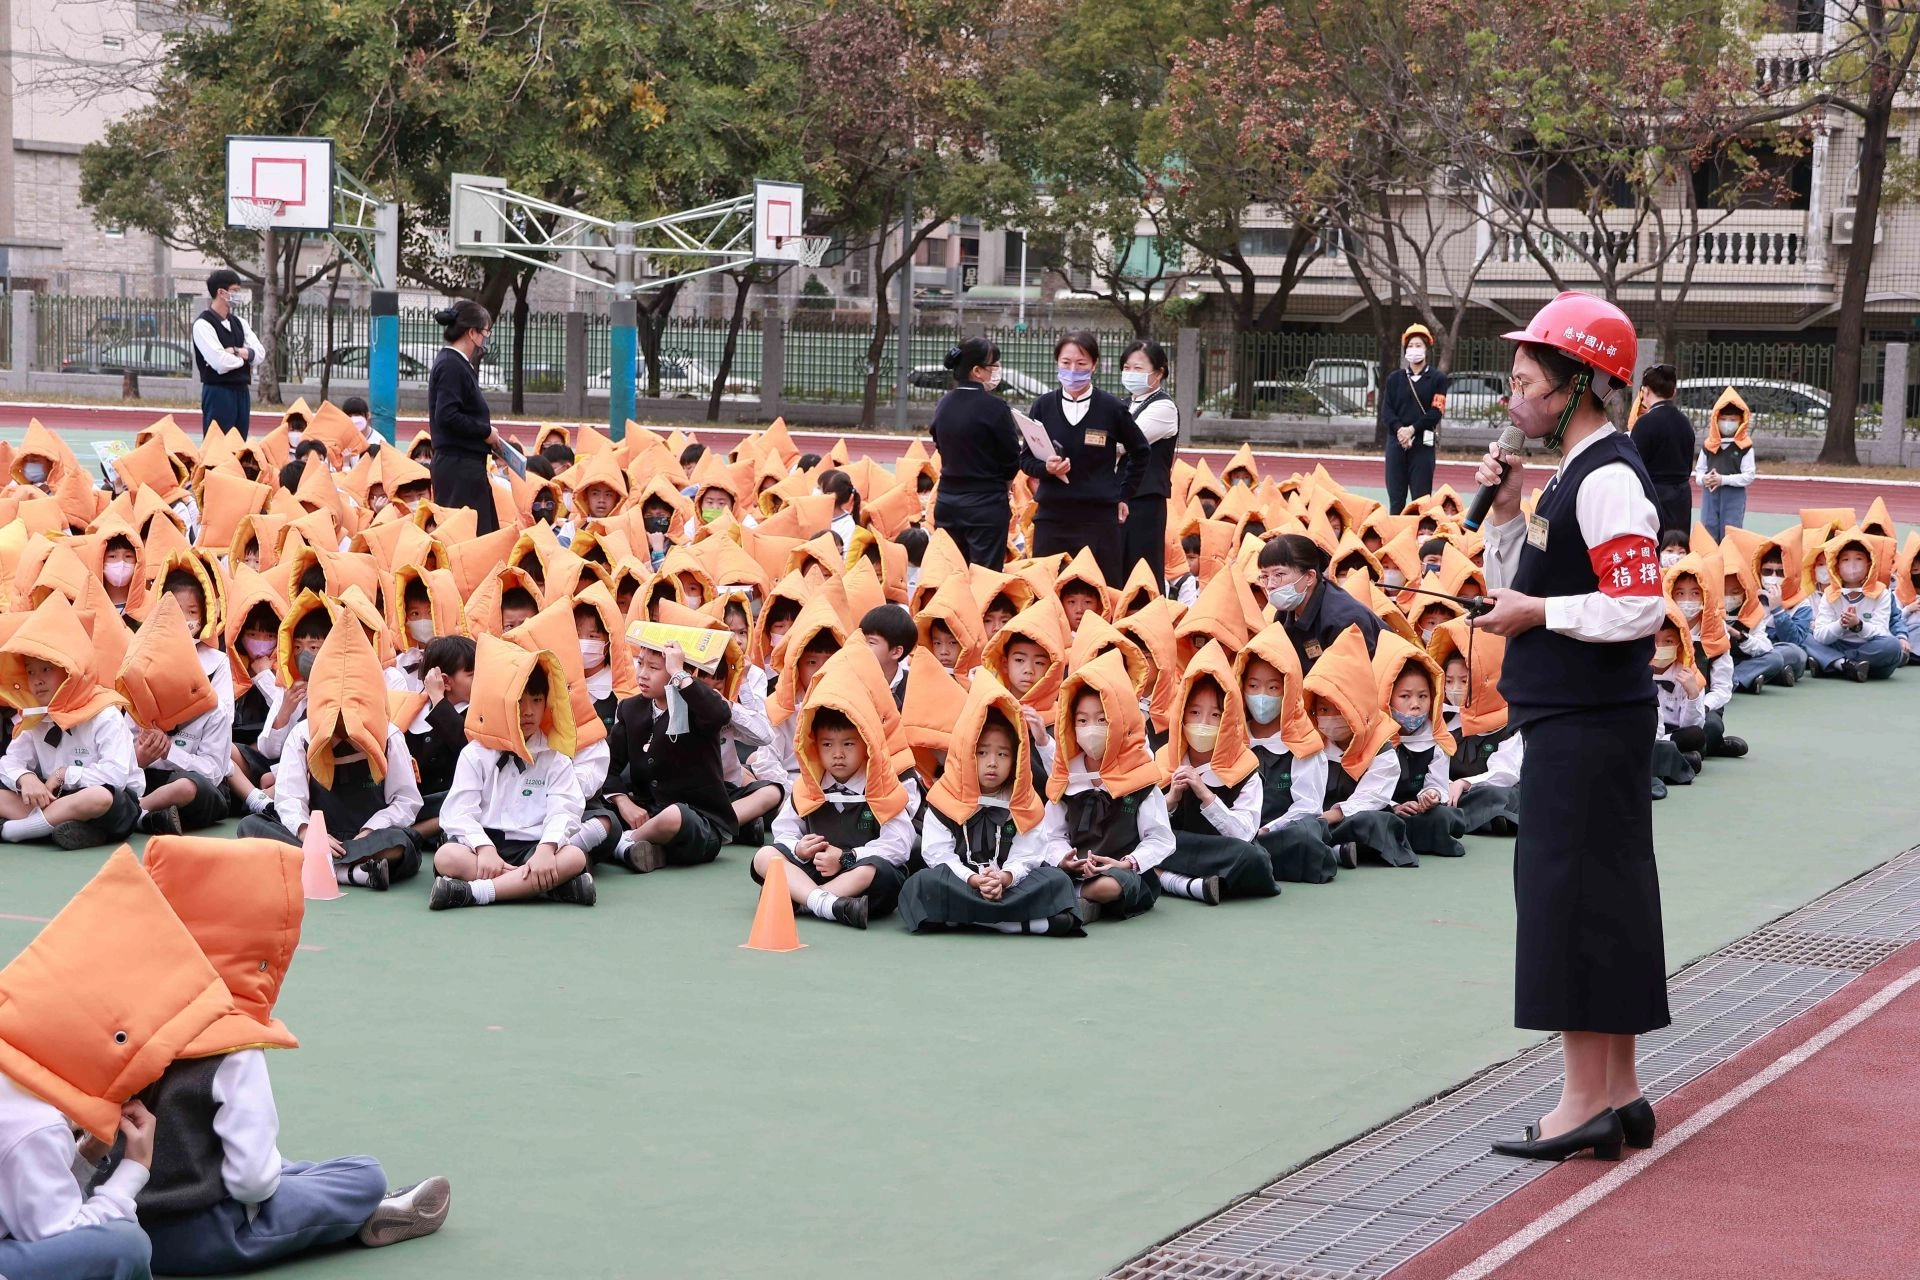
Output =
[{"x1": 1011, "y1": 410, "x2": 1058, "y2": 465}]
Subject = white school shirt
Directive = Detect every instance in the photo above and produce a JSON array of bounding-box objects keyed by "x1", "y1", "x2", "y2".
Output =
[
  {"x1": 721, "y1": 670, "x2": 774, "y2": 787},
  {"x1": 1692, "y1": 445, "x2": 1756, "y2": 488},
  {"x1": 191, "y1": 311, "x2": 264, "y2": 377},
  {"x1": 1037, "y1": 755, "x2": 1177, "y2": 873},
  {"x1": 830, "y1": 510, "x2": 857, "y2": 548},
  {"x1": 572, "y1": 737, "x2": 610, "y2": 799},
  {"x1": 272, "y1": 724, "x2": 422, "y2": 836},
  {"x1": 1441, "y1": 710, "x2": 1524, "y2": 790},
  {"x1": 1812, "y1": 588, "x2": 1893, "y2": 644},
  {"x1": 1249, "y1": 729, "x2": 1326, "y2": 834},
  {"x1": 1482, "y1": 426, "x2": 1665, "y2": 643},
  {"x1": 1175, "y1": 760, "x2": 1264, "y2": 842},
  {"x1": 1059, "y1": 389, "x2": 1093, "y2": 426},
  {"x1": 1653, "y1": 671, "x2": 1705, "y2": 733},
  {"x1": 1729, "y1": 611, "x2": 1775, "y2": 658},
  {"x1": 1394, "y1": 725, "x2": 1451, "y2": 800},
  {"x1": 584, "y1": 665, "x2": 614, "y2": 703},
  {"x1": 205, "y1": 1050, "x2": 284, "y2": 1206},
  {"x1": 389, "y1": 649, "x2": 427, "y2": 693},
  {"x1": 1128, "y1": 393, "x2": 1179, "y2": 445},
  {"x1": 767, "y1": 780, "x2": 916, "y2": 867},
  {"x1": 441, "y1": 732, "x2": 584, "y2": 848},
  {"x1": 0, "y1": 707, "x2": 143, "y2": 795},
  {"x1": 160, "y1": 699, "x2": 233, "y2": 783},
  {"x1": 0, "y1": 1076, "x2": 147, "y2": 1242},
  {"x1": 1309, "y1": 744, "x2": 1398, "y2": 815},
  {"x1": 922, "y1": 794, "x2": 1051, "y2": 885},
  {"x1": 198, "y1": 643, "x2": 235, "y2": 710}
]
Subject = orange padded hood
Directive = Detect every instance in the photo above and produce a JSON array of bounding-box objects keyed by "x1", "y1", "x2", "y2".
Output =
[
  {"x1": 1427, "y1": 616, "x2": 1508, "y2": 738},
  {"x1": 916, "y1": 574, "x2": 986, "y2": 675},
  {"x1": 0, "y1": 848, "x2": 237, "y2": 1142},
  {"x1": 1157, "y1": 640, "x2": 1258, "y2": 787},
  {"x1": 1234, "y1": 622, "x2": 1322, "y2": 757},
  {"x1": 304, "y1": 612, "x2": 392, "y2": 790},
  {"x1": 0, "y1": 594, "x2": 127, "y2": 731},
  {"x1": 926, "y1": 669, "x2": 1044, "y2": 833},
  {"x1": 766, "y1": 592, "x2": 852, "y2": 728},
  {"x1": 793, "y1": 646, "x2": 910, "y2": 824},
  {"x1": 144, "y1": 835, "x2": 303, "y2": 1058},
  {"x1": 1704, "y1": 386, "x2": 1753, "y2": 452},
  {"x1": 1303, "y1": 625, "x2": 1396, "y2": 779},
  {"x1": 1048, "y1": 648, "x2": 1160, "y2": 800},
  {"x1": 982, "y1": 596, "x2": 1070, "y2": 717},
  {"x1": 1372, "y1": 631, "x2": 1455, "y2": 755},
  {"x1": 467, "y1": 633, "x2": 576, "y2": 763},
  {"x1": 1117, "y1": 597, "x2": 1184, "y2": 737},
  {"x1": 900, "y1": 648, "x2": 970, "y2": 781},
  {"x1": 117, "y1": 595, "x2": 219, "y2": 734},
  {"x1": 505, "y1": 598, "x2": 608, "y2": 752}
]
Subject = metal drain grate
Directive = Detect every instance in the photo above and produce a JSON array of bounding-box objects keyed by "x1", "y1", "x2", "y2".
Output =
[
  {"x1": 1110, "y1": 845, "x2": 1920, "y2": 1280},
  {"x1": 1719, "y1": 929, "x2": 1905, "y2": 971}
]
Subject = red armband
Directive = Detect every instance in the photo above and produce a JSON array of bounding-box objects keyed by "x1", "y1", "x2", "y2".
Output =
[{"x1": 1590, "y1": 534, "x2": 1661, "y2": 598}]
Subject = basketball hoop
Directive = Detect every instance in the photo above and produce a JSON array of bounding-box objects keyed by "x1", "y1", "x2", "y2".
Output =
[
  {"x1": 422, "y1": 225, "x2": 453, "y2": 258},
  {"x1": 231, "y1": 197, "x2": 286, "y2": 232},
  {"x1": 794, "y1": 236, "x2": 832, "y2": 269}
]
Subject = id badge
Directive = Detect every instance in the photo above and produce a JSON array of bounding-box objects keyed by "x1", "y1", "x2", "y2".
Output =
[
  {"x1": 1304, "y1": 639, "x2": 1323, "y2": 660},
  {"x1": 1084, "y1": 429, "x2": 1108, "y2": 448},
  {"x1": 1421, "y1": 429, "x2": 1436, "y2": 448},
  {"x1": 1525, "y1": 512, "x2": 1550, "y2": 550}
]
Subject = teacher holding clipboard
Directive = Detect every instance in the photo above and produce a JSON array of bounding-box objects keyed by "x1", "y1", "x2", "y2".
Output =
[{"x1": 1018, "y1": 330, "x2": 1148, "y2": 586}]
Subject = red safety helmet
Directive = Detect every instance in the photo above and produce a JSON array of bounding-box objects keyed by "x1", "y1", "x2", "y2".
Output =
[{"x1": 1500, "y1": 291, "x2": 1636, "y2": 387}]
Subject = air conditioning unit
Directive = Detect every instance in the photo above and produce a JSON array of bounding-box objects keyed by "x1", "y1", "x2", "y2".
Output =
[
  {"x1": 846, "y1": 266, "x2": 866, "y2": 288},
  {"x1": 1831, "y1": 209, "x2": 1884, "y2": 246}
]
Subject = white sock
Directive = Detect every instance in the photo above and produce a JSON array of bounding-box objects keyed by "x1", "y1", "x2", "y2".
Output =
[
  {"x1": 1158, "y1": 870, "x2": 1199, "y2": 898},
  {"x1": 471, "y1": 879, "x2": 497, "y2": 905},
  {"x1": 1026, "y1": 917, "x2": 1050, "y2": 935},
  {"x1": 578, "y1": 817, "x2": 610, "y2": 847},
  {"x1": 988, "y1": 921, "x2": 1024, "y2": 934},
  {"x1": 335, "y1": 864, "x2": 354, "y2": 885},
  {"x1": 246, "y1": 789, "x2": 272, "y2": 814},
  {"x1": 614, "y1": 830, "x2": 637, "y2": 856},
  {"x1": 3, "y1": 810, "x2": 55, "y2": 842},
  {"x1": 806, "y1": 887, "x2": 838, "y2": 920}
]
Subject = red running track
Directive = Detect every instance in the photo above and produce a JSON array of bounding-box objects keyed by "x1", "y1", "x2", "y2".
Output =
[
  {"x1": 7, "y1": 400, "x2": 1918, "y2": 522},
  {"x1": 1390, "y1": 943, "x2": 1920, "y2": 1280}
]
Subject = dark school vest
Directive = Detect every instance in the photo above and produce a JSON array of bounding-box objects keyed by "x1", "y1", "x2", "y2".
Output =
[
  {"x1": 1392, "y1": 744, "x2": 1437, "y2": 804},
  {"x1": 1500, "y1": 432, "x2": 1657, "y2": 722},
  {"x1": 1706, "y1": 442, "x2": 1749, "y2": 476},
  {"x1": 311, "y1": 752, "x2": 387, "y2": 834},
  {"x1": 933, "y1": 808, "x2": 1018, "y2": 871},
  {"x1": 1169, "y1": 773, "x2": 1248, "y2": 834},
  {"x1": 1324, "y1": 758, "x2": 1360, "y2": 809},
  {"x1": 136, "y1": 1056, "x2": 228, "y2": 1219},
  {"x1": 592, "y1": 692, "x2": 619, "y2": 732},
  {"x1": 1127, "y1": 389, "x2": 1177, "y2": 500},
  {"x1": 1061, "y1": 783, "x2": 1152, "y2": 859},
  {"x1": 232, "y1": 684, "x2": 269, "y2": 747},
  {"x1": 807, "y1": 795, "x2": 881, "y2": 850},
  {"x1": 1250, "y1": 744, "x2": 1295, "y2": 823},
  {"x1": 1450, "y1": 724, "x2": 1516, "y2": 780},
  {"x1": 193, "y1": 309, "x2": 250, "y2": 386}
]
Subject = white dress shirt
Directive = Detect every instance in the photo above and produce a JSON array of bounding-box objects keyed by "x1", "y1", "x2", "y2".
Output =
[
  {"x1": 572, "y1": 737, "x2": 610, "y2": 800},
  {"x1": 1653, "y1": 672, "x2": 1705, "y2": 732},
  {"x1": 1310, "y1": 744, "x2": 1399, "y2": 815},
  {"x1": 1441, "y1": 711, "x2": 1524, "y2": 790},
  {"x1": 0, "y1": 1077, "x2": 148, "y2": 1242},
  {"x1": 1250, "y1": 730, "x2": 1327, "y2": 834},
  {"x1": 273, "y1": 724, "x2": 422, "y2": 836},
  {"x1": 191, "y1": 311, "x2": 264, "y2": 377},
  {"x1": 1038, "y1": 758, "x2": 1177, "y2": 872},
  {"x1": 767, "y1": 781, "x2": 916, "y2": 867},
  {"x1": 1175, "y1": 760, "x2": 1264, "y2": 842},
  {"x1": 0, "y1": 707, "x2": 143, "y2": 795},
  {"x1": 160, "y1": 700, "x2": 233, "y2": 783},
  {"x1": 1394, "y1": 725, "x2": 1452, "y2": 800},
  {"x1": 1483, "y1": 426, "x2": 1665, "y2": 643},
  {"x1": 1693, "y1": 445, "x2": 1756, "y2": 488},
  {"x1": 1128, "y1": 394, "x2": 1179, "y2": 445},
  {"x1": 1812, "y1": 588, "x2": 1893, "y2": 644},
  {"x1": 922, "y1": 794, "x2": 1052, "y2": 885},
  {"x1": 441, "y1": 732, "x2": 584, "y2": 848},
  {"x1": 209, "y1": 1050, "x2": 284, "y2": 1206}
]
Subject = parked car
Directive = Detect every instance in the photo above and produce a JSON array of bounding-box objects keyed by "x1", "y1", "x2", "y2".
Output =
[
  {"x1": 1305, "y1": 358, "x2": 1379, "y2": 415},
  {"x1": 592, "y1": 354, "x2": 757, "y2": 400},
  {"x1": 61, "y1": 339, "x2": 194, "y2": 377},
  {"x1": 1672, "y1": 377, "x2": 1859, "y2": 434},
  {"x1": 1438, "y1": 370, "x2": 1509, "y2": 422},
  {"x1": 906, "y1": 366, "x2": 1052, "y2": 401},
  {"x1": 306, "y1": 345, "x2": 432, "y2": 383},
  {"x1": 1202, "y1": 380, "x2": 1370, "y2": 419}
]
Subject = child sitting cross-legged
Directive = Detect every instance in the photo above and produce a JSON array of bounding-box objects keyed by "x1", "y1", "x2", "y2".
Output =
[
  {"x1": 1038, "y1": 648, "x2": 1176, "y2": 923},
  {"x1": 1234, "y1": 623, "x2": 1341, "y2": 883},
  {"x1": 600, "y1": 634, "x2": 737, "y2": 873},
  {"x1": 1373, "y1": 633, "x2": 1466, "y2": 859},
  {"x1": 1299, "y1": 624, "x2": 1417, "y2": 868},
  {"x1": 1427, "y1": 618, "x2": 1522, "y2": 837},
  {"x1": 1153, "y1": 640, "x2": 1281, "y2": 904},
  {"x1": 117, "y1": 595, "x2": 233, "y2": 837},
  {"x1": 750, "y1": 647, "x2": 915, "y2": 931},
  {"x1": 897, "y1": 671, "x2": 1083, "y2": 937},
  {"x1": 428, "y1": 636, "x2": 595, "y2": 910}
]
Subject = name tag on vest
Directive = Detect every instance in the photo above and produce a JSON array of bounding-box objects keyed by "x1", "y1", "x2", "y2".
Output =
[
  {"x1": 1084, "y1": 429, "x2": 1107, "y2": 448},
  {"x1": 1526, "y1": 513, "x2": 1550, "y2": 550},
  {"x1": 1304, "y1": 639, "x2": 1322, "y2": 659}
]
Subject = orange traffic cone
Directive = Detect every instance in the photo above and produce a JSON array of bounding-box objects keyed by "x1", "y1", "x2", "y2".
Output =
[
  {"x1": 299, "y1": 810, "x2": 343, "y2": 901},
  {"x1": 740, "y1": 858, "x2": 804, "y2": 952}
]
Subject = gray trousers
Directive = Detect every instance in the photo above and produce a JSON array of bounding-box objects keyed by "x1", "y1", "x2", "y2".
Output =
[
  {"x1": 0, "y1": 1218, "x2": 151, "y2": 1280},
  {"x1": 143, "y1": 1156, "x2": 386, "y2": 1276}
]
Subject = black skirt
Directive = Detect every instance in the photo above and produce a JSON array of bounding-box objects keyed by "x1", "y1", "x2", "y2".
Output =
[
  {"x1": 431, "y1": 452, "x2": 498, "y2": 536},
  {"x1": 1513, "y1": 703, "x2": 1670, "y2": 1035}
]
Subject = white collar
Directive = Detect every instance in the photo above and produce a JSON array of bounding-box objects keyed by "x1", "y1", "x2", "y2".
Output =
[{"x1": 1555, "y1": 423, "x2": 1619, "y2": 475}]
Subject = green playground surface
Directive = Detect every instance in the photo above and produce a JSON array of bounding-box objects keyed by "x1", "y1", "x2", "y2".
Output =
[{"x1": 0, "y1": 671, "x2": 1914, "y2": 1278}]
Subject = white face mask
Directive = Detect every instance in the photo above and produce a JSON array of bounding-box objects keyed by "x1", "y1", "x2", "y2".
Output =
[
  {"x1": 406, "y1": 618, "x2": 435, "y2": 645},
  {"x1": 1724, "y1": 593, "x2": 1746, "y2": 614},
  {"x1": 1381, "y1": 569, "x2": 1405, "y2": 589},
  {"x1": 1405, "y1": 342, "x2": 1427, "y2": 364},
  {"x1": 1121, "y1": 370, "x2": 1152, "y2": 395},
  {"x1": 1075, "y1": 725, "x2": 1108, "y2": 762},
  {"x1": 579, "y1": 638, "x2": 608, "y2": 667},
  {"x1": 1761, "y1": 573, "x2": 1784, "y2": 595},
  {"x1": 1677, "y1": 599, "x2": 1702, "y2": 620},
  {"x1": 1814, "y1": 565, "x2": 1831, "y2": 586},
  {"x1": 104, "y1": 561, "x2": 135, "y2": 588},
  {"x1": 1659, "y1": 551, "x2": 1682, "y2": 569},
  {"x1": 350, "y1": 415, "x2": 368, "y2": 431}
]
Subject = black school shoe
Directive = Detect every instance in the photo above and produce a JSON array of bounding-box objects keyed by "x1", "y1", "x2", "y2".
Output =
[
  {"x1": 1846, "y1": 659, "x2": 1871, "y2": 683},
  {"x1": 1650, "y1": 778, "x2": 1668, "y2": 801},
  {"x1": 541, "y1": 872, "x2": 597, "y2": 906},
  {"x1": 1719, "y1": 735, "x2": 1749, "y2": 758},
  {"x1": 832, "y1": 895, "x2": 869, "y2": 929},
  {"x1": 137, "y1": 806, "x2": 183, "y2": 836},
  {"x1": 1041, "y1": 910, "x2": 1088, "y2": 937},
  {"x1": 351, "y1": 858, "x2": 391, "y2": 891},
  {"x1": 428, "y1": 877, "x2": 475, "y2": 911}
]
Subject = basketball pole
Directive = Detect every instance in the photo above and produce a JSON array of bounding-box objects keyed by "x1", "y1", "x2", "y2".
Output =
[
  {"x1": 609, "y1": 221, "x2": 639, "y2": 441},
  {"x1": 368, "y1": 202, "x2": 401, "y2": 443}
]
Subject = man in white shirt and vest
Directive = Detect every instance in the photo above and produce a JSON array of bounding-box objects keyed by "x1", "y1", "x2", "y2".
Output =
[{"x1": 192, "y1": 269, "x2": 264, "y2": 439}]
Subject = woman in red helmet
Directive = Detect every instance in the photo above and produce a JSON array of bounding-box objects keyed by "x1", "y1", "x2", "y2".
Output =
[{"x1": 1470, "y1": 292, "x2": 1669, "y2": 1163}]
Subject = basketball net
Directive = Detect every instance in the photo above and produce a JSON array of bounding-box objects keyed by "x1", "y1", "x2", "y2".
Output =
[
  {"x1": 232, "y1": 197, "x2": 286, "y2": 233},
  {"x1": 773, "y1": 236, "x2": 829, "y2": 270}
]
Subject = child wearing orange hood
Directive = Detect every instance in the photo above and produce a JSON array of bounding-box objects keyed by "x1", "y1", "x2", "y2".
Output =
[
  {"x1": 1236, "y1": 628, "x2": 1341, "y2": 884},
  {"x1": 1692, "y1": 388, "x2": 1754, "y2": 541},
  {"x1": 1155, "y1": 641, "x2": 1279, "y2": 903},
  {"x1": 1808, "y1": 532, "x2": 1902, "y2": 681},
  {"x1": 1299, "y1": 626, "x2": 1417, "y2": 868}
]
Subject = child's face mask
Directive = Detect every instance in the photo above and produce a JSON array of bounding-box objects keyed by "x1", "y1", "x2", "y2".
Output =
[
  {"x1": 1724, "y1": 591, "x2": 1745, "y2": 614},
  {"x1": 1653, "y1": 644, "x2": 1678, "y2": 667},
  {"x1": 1244, "y1": 693, "x2": 1281, "y2": 725},
  {"x1": 1316, "y1": 712, "x2": 1349, "y2": 744},
  {"x1": 1444, "y1": 677, "x2": 1469, "y2": 708},
  {"x1": 1814, "y1": 564, "x2": 1831, "y2": 586},
  {"x1": 1761, "y1": 573, "x2": 1784, "y2": 595},
  {"x1": 1075, "y1": 724, "x2": 1108, "y2": 762},
  {"x1": 1677, "y1": 599, "x2": 1702, "y2": 620},
  {"x1": 1659, "y1": 551, "x2": 1682, "y2": 570},
  {"x1": 407, "y1": 618, "x2": 435, "y2": 645},
  {"x1": 1184, "y1": 723, "x2": 1219, "y2": 753}
]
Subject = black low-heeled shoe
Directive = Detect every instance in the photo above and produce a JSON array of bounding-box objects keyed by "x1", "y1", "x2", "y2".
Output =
[
  {"x1": 1616, "y1": 1096, "x2": 1656, "y2": 1149},
  {"x1": 1492, "y1": 1109, "x2": 1622, "y2": 1162}
]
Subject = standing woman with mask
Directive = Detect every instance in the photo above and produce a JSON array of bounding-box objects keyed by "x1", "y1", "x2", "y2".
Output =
[
  {"x1": 1020, "y1": 331, "x2": 1148, "y2": 586},
  {"x1": 1380, "y1": 324, "x2": 1449, "y2": 514},
  {"x1": 930, "y1": 336, "x2": 1022, "y2": 568},
  {"x1": 1119, "y1": 340, "x2": 1179, "y2": 589},
  {"x1": 427, "y1": 300, "x2": 506, "y2": 536}
]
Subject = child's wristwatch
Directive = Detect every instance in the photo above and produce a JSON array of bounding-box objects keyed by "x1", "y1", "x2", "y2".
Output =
[
  {"x1": 670, "y1": 671, "x2": 693, "y2": 690},
  {"x1": 838, "y1": 850, "x2": 857, "y2": 874}
]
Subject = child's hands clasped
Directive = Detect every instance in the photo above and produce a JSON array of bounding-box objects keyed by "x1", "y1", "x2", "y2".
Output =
[
  {"x1": 16, "y1": 774, "x2": 53, "y2": 810},
  {"x1": 970, "y1": 869, "x2": 1012, "y2": 901},
  {"x1": 473, "y1": 846, "x2": 512, "y2": 880},
  {"x1": 118, "y1": 1101, "x2": 157, "y2": 1170}
]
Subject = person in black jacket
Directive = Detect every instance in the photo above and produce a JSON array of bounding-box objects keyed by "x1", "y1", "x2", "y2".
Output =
[
  {"x1": 405, "y1": 637, "x2": 473, "y2": 832},
  {"x1": 605, "y1": 639, "x2": 737, "y2": 872},
  {"x1": 426, "y1": 299, "x2": 503, "y2": 536},
  {"x1": 1020, "y1": 330, "x2": 1148, "y2": 585},
  {"x1": 1257, "y1": 534, "x2": 1382, "y2": 671},
  {"x1": 1120, "y1": 338, "x2": 1179, "y2": 589},
  {"x1": 1628, "y1": 363, "x2": 1694, "y2": 537},
  {"x1": 1379, "y1": 323, "x2": 1449, "y2": 514},
  {"x1": 930, "y1": 336, "x2": 1021, "y2": 567}
]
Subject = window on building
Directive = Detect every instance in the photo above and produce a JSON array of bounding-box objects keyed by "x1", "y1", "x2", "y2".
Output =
[
  {"x1": 103, "y1": 225, "x2": 126, "y2": 240},
  {"x1": 1692, "y1": 141, "x2": 1812, "y2": 210},
  {"x1": 102, "y1": 34, "x2": 125, "y2": 49}
]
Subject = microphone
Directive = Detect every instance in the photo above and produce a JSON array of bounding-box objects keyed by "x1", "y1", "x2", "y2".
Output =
[{"x1": 1462, "y1": 424, "x2": 1524, "y2": 533}]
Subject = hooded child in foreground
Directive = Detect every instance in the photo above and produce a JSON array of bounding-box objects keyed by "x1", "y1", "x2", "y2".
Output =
[
  {"x1": 1298, "y1": 624, "x2": 1418, "y2": 869},
  {"x1": 1427, "y1": 617, "x2": 1522, "y2": 836},
  {"x1": 1152, "y1": 640, "x2": 1281, "y2": 903}
]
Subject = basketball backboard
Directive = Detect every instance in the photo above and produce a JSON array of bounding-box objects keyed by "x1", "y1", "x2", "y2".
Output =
[
  {"x1": 753, "y1": 180, "x2": 806, "y2": 263},
  {"x1": 225, "y1": 136, "x2": 335, "y2": 232},
  {"x1": 449, "y1": 173, "x2": 509, "y2": 257}
]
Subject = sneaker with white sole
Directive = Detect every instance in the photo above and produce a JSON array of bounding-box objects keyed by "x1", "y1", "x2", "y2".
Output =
[
  {"x1": 541, "y1": 872, "x2": 597, "y2": 906},
  {"x1": 357, "y1": 1175, "x2": 452, "y2": 1248}
]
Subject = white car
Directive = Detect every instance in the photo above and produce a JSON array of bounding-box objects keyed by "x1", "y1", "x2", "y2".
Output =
[
  {"x1": 1438, "y1": 370, "x2": 1510, "y2": 422},
  {"x1": 1305, "y1": 358, "x2": 1379, "y2": 415},
  {"x1": 591, "y1": 354, "x2": 758, "y2": 400},
  {"x1": 1671, "y1": 377, "x2": 1853, "y2": 433}
]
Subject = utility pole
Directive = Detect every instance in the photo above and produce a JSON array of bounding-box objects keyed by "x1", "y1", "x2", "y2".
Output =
[{"x1": 895, "y1": 179, "x2": 913, "y2": 432}]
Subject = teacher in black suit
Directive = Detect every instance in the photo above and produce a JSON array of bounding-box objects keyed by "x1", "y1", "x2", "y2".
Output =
[
  {"x1": 1018, "y1": 331, "x2": 1148, "y2": 586},
  {"x1": 930, "y1": 336, "x2": 1021, "y2": 568},
  {"x1": 427, "y1": 299, "x2": 504, "y2": 536}
]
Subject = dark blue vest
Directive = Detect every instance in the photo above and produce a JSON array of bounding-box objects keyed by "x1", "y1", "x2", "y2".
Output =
[{"x1": 1499, "y1": 432, "x2": 1657, "y2": 724}]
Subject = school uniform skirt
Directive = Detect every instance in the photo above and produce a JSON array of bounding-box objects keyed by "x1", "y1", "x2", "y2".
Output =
[
  {"x1": 1513, "y1": 703, "x2": 1670, "y2": 1035},
  {"x1": 897, "y1": 864, "x2": 1077, "y2": 932},
  {"x1": 1160, "y1": 830, "x2": 1279, "y2": 898}
]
